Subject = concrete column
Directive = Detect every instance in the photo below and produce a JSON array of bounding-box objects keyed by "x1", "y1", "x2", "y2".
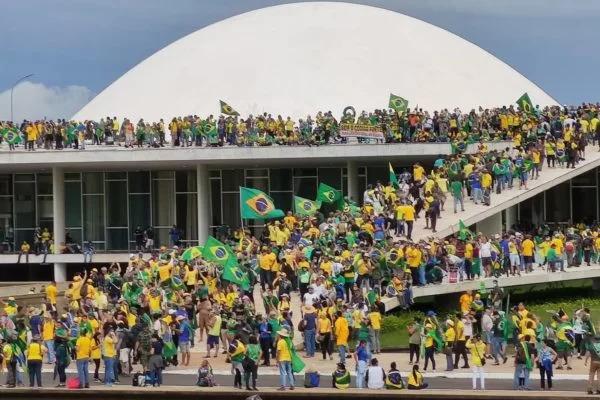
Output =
[
  {"x1": 196, "y1": 164, "x2": 210, "y2": 245},
  {"x1": 346, "y1": 160, "x2": 359, "y2": 203},
  {"x1": 505, "y1": 204, "x2": 518, "y2": 232},
  {"x1": 476, "y1": 211, "x2": 502, "y2": 238},
  {"x1": 52, "y1": 167, "x2": 67, "y2": 282}
]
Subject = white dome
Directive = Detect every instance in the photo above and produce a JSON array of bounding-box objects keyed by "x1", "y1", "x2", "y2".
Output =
[{"x1": 74, "y1": 2, "x2": 557, "y2": 122}]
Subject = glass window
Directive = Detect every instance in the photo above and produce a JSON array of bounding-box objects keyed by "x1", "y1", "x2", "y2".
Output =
[
  {"x1": 83, "y1": 172, "x2": 104, "y2": 194},
  {"x1": 152, "y1": 171, "x2": 174, "y2": 180},
  {"x1": 293, "y1": 168, "x2": 317, "y2": 177},
  {"x1": 572, "y1": 188, "x2": 597, "y2": 225},
  {"x1": 318, "y1": 168, "x2": 342, "y2": 189},
  {"x1": 245, "y1": 177, "x2": 268, "y2": 193},
  {"x1": 106, "y1": 181, "x2": 127, "y2": 227},
  {"x1": 65, "y1": 181, "x2": 82, "y2": 227},
  {"x1": 366, "y1": 166, "x2": 388, "y2": 186},
  {"x1": 152, "y1": 179, "x2": 175, "y2": 227},
  {"x1": 294, "y1": 177, "x2": 317, "y2": 200},
  {"x1": 15, "y1": 229, "x2": 34, "y2": 246},
  {"x1": 129, "y1": 194, "x2": 150, "y2": 232},
  {"x1": 270, "y1": 169, "x2": 292, "y2": 191},
  {"x1": 37, "y1": 173, "x2": 53, "y2": 195},
  {"x1": 0, "y1": 175, "x2": 12, "y2": 195},
  {"x1": 209, "y1": 170, "x2": 220, "y2": 178},
  {"x1": 221, "y1": 169, "x2": 244, "y2": 192},
  {"x1": 358, "y1": 167, "x2": 366, "y2": 175},
  {"x1": 83, "y1": 195, "x2": 105, "y2": 242},
  {"x1": 14, "y1": 182, "x2": 35, "y2": 228},
  {"x1": 66, "y1": 228, "x2": 82, "y2": 246},
  {"x1": 222, "y1": 193, "x2": 240, "y2": 229},
  {"x1": 270, "y1": 192, "x2": 293, "y2": 214},
  {"x1": 37, "y1": 196, "x2": 53, "y2": 230},
  {"x1": 545, "y1": 182, "x2": 570, "y2": 222},
  {"x1": 573, "y1": 169, "x2": 596, "y2": 186},
  {"x1": 107, "y1": 228, "x2": 129, "y2": 251},
  {"x1": 105, "y1": 172, "x2": 126, "y2": 180},
  {"x1": 210, "y1": 179, "x2": 222, "y2": 226},
  {"x1": 176, "y1": 193, "x2": 198, "y2": 241},
  {"x1": 128, "y1": 171, "x2": 150, "y2": 193},
  {"x1": 0, "y1": 198, "x2": 13, "y2": 243},
  {"x1": 15, "y1": 174, "x2": 34, "y2": 182},
  {"x1": 176, "y1": 171, "x2": 196, "y2": 192},
  {"x1": 246, "y1": 169, "x2": 268, "y2": 177},
  {"x1": 64, "y1": 172, "x2": 81, "y2": 181}
]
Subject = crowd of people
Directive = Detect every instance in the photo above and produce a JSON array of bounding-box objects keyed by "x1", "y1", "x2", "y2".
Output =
[
  {"x1": 1, "y1": 102, "x2": 600, "y2": 393},
  {"x1": 1, "y1": 103, "x2": 599, "y2": 150}
]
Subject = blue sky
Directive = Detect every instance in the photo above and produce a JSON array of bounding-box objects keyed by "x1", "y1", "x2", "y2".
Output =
[{"x1": 1, "y1": 0, "x2": 599, "y2": 119}]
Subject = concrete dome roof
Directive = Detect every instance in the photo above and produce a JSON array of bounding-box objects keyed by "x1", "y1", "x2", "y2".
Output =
[{"x1": 74, "y1": 2, "x2": 557, "y2": 122}]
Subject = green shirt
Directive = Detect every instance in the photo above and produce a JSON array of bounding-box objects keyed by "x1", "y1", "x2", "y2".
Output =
[
  {"x1": 450, "y1": 181, "x2": 463, "y2": 197},
  {"x1": 247, "y1": 343, "x2": 261, "y2": 362}
]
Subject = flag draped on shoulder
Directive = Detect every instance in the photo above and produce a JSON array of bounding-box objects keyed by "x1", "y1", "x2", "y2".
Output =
[
  {"x1": 516, "y1": 92, "x2": 535, "y2": 115},
  {"x1": 240, "y1": 187, "x2": 284, "y2": 219},
  {"x1": 388, "y1": 93, "x2": 408, "y2": 113},
  {"x1": 219, "y1": 100, "x2": 240, "y2": 116},
  {"x1": 389, "y1": 163, "x2": 399, "y2": 188},
  {"x1": 293, "y1": 196, "x2": 321, "y2": 216},
  {"x1": 316, "y1": 182, "x2": 342, "y2": 204}
]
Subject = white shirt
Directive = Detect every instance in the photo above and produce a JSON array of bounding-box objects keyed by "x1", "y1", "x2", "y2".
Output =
[
  {"x1": 479, "y1": 242, "x2": 492, "y2": 258},
  {"x1": 303, "y1": 292, "x2": 320, "y2": 307},
  {"x1": 366, "y1": 366, "x2": 385, "y2": 389}
]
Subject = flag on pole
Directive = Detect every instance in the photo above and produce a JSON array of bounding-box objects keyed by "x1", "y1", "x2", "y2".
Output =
[
  {"x1": 316, "y1": 182, "x2": 342, "y2": 204},
  {"x1": 293, "y1": 196, "x2": 321, "y2": 216},
  {"x1": 1, "y1": 127, "x2": 22, "y2": 145},
  {"x1": 240, "y1": 187, "x2": 284, "y2": 219},
  {"x1": 388, "y1": 93, "x2": 408, "y2": 113},
  {"x1": 458, "y1": 220, "x2": 474, "y2": 241},
  {"x1": 516, "y1": 92, "x2": 535, "y2": 115},
  {"x1": 219, "y1": 100, "x2": 240, "y2": 116},
  {"x1": 389, "y1": 162, "x2": 399, "y2": 188}
]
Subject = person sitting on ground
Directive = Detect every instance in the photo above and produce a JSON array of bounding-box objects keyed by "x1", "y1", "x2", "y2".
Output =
[
  {"x1": 365, "y1": 357, "x2": 386, "y2": 390},
  {"x1": 332, "y1": 362, "x2": 351, "y2": 389},
  {"x1": 407, "y1": 364, "x2": 428, "y2": 390},
  {"x1": 197, "y1": 359, "x2": 215, "y2": 387},
  {"x1": 385, "y1": 361, "x2": 405, "y2": 389}
]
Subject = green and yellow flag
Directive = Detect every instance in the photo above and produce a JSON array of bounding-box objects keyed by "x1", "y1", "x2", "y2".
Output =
[
  {"x1": 202, "y1": 236, "x2": 234, "y2": 266},
  {"x1": 219, "y1": 100, "x2": 239, "y2": 116},
  {"x1": 458, "y1": 219, "x2": 474, "y2": 241},
  {"x1": 389, "y1": 93, "x2": 408, "y2": 113},
  {"x1": 516, "y1": 92, "x2": 535, "y2": 115},
  {"x1": 240, "y1": 187, "x2": 284, "y2": 219},
  {"x1": 316, "y1": 182, "x2": 342, "y2": 204},
  {"x1": 1, "y1": 127, "x2": 22, "y2": 145},
  {"x1": 389, "y1": 162, "x2": 399, "y2": 188},
  {"x1": 293, "y1": 196, "x2": 321, "y2": 216}
]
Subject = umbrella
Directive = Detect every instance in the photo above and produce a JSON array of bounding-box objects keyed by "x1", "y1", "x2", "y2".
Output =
[{"x1": 181, "y1": 246, "x2": 203, "y2": 262}]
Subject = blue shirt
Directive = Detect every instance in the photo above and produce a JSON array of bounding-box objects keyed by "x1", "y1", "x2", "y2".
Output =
[
  {"x1": 303, "y1": 313, "x2": 317, "y2": 331},
  {"x1": 356, "y1": 345, "x2": 369, "y2": 362}
]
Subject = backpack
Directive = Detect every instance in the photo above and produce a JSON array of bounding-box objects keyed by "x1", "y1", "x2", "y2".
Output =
[
  {"x1": 304, "y1": 371, "x2": 320, "y2": 388},
  {"x1": 132, "y1": 372, "x2": 144, "y2": 387}
]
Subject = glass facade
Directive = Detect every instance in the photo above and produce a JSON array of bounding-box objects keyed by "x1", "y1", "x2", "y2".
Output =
[{"x1": 0, "y1": 165, "x2": 598, "y2": 252}]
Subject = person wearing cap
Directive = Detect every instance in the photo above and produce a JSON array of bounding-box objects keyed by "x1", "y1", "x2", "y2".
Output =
[
  {"x1": 275, "y1": 328, "x2": 294, "y2": 391},
  {"x1": 26, "y1": 335, "x2": 47, "y2": 387}
]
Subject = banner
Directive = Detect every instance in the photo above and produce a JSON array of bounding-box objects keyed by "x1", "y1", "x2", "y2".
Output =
[{"x1": 339, "y1": 123, "x2": 384, "y2": 139}]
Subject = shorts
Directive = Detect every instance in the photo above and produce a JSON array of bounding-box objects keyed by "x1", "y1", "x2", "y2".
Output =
[
  {"x1": 523, "y1": 256, "x2": 534, "y2": 265},
  {"x1": 207, "y1": 335, "x2": 219, "y2": 347},
  {"x1": 179, "y1": 340, "x2": 190, "y2": 353}
]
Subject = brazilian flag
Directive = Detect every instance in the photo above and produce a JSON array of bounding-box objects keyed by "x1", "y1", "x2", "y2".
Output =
[
  {"x1": 516, "y1": 92, "x2": 535, "y2": 115},
  {"x1": 389, "y1": 162, "x2": 399, "y2": 188},
  {"x1": 222, "y1": 257, "x2": 250, "y2": 290},
  {"x1": 386, "y1": 248, "x2": 401, "y2": 266},
  {"x1": 316, "y1": 182, "x2": 341, "y2": 204},
  {"x1": 240, "y1": 186, "x2": 284, "y2": 219},
  {"x1": 293, "y1": 196, "x2": 321, "y2": 216},
  {"x1": 2, "y1": 127, "x2": 22, "y2": 145},
  {"x1": 389, "y1": 93, "x2": 408, "y2": 113},
  {"x1": 219, "y1": 100, "x2": 240, "y2": 116},
  {"x1": 202, "y1": 236, "x2": 234, "y2": 266},
  {"x1": 343, "y1": 198, "x2": 361, "y2": 216},
  {"x1": 203, "y1": 120, "x2": 218, "y2": 144},
  {"x1": 458, "y1": 219, "x2": 473, "y2": 241},
  {"x1": 66, "y1": 125, "x2": 77, "y2": 144}
]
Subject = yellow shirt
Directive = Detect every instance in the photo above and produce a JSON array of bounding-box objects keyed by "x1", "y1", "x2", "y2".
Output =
[
  {"x1": 91, "y1": 340, "x2": 101, "y2": 360},
  {"x1": 46, "y1": 284, "x2": 58, "y2": 305},
  {"x1": 259, "y1": 252, "x2": 276, "y2": 271},
  {"x1": 368, "y1": 311, "x2": 382, "y2": 330},
  {"x1": 466, "y1": 340, "x2": 486, "y2": 366},
  {"x1": 76, "y1": 336, "x2": 92, "y2": 360},
  {"x1": 276, "y1": 338, "x2": 291, "y2": 362},
  {"x1": 413, "y1": 165, "x2": 425, "y2": 181},
  {"x1": 185, "y1": 267, "x2": 198, "y2": 286},
  {"x1": 42, "y1": 320, "x2": 55, "y2": 341},
  {"x1": 27, "y1": 342, "x2": 45, "y2": 361},
  {"x1": 149, "y1": 293, "x2": 162, "y2": 313},
  {"x1": 334, "y1": 317, "x2": 349, "y2": 346},
  {"x1": 318, "y1": 317, "x2": 332, "y2": 334},
  {"x1": 455, "y1": 320, "x2": 465, "y2": 341},
  {"x1": 445, "y1": 327, "x2": 456, "y2": 342},
  {"x1": 402, "y1": 205, "x2": 415, "y2": 221},
  {"x1": 521, "y1": 239, "x2": 535, "y2": 257},
  {"x1": 103, "y1": 335, "x2": 117, "y2": 358},
  {"x1": 158, "y1": 264, "x2": 172, "y2": 282},
  {"x1": 320, "y1": 261, "x2": 333, "y2": 276},
  {"x1": 551, "y1": 238, "x2": 564, "y2": 255}
]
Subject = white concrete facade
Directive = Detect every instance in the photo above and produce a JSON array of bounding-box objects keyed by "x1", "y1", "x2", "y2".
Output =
[
  {"x1": 52, "y1": 167, "x2": 67, "y2": 282},
  {"x1": 73, "y1": 2, "x2": 556, "y2": 122}
]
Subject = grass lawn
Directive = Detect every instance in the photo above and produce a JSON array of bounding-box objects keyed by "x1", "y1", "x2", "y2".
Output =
[{"x1": 379, "y1": 281, "x2": 600, "y2": 350}]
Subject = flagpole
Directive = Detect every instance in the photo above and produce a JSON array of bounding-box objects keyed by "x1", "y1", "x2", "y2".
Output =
[{"x1": 239, "y1": 189, "x2": 245, "y2": 235}]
